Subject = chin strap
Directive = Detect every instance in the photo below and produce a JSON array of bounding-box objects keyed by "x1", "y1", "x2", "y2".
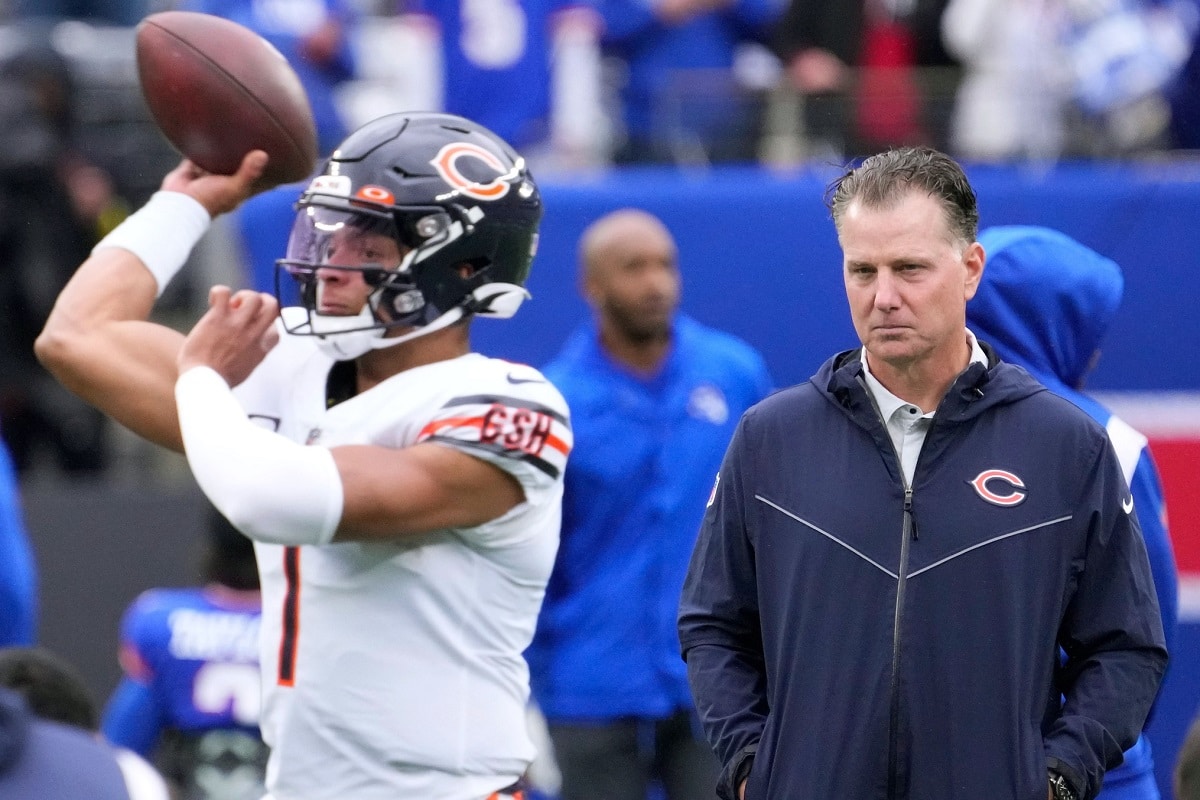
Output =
[{"x1": 281, "y1": 283, "x2": 532, "y2": 361}]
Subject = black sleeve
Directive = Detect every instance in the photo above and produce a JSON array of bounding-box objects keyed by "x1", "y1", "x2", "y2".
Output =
[
  {"x1": 1044, "y1": 438, "x2": 1168, "y2": 800},
  {"x1": 678, "y1": 417, "x2": 769, "y2": 800}
]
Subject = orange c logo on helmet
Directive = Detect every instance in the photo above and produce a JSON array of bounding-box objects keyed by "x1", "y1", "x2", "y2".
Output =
[
  {"x1": 969, "y1": 469, "x2": 1027, "y2": 507},
  {"x1": 430, "y1": 142, "x2": 512, "y2": 201}
]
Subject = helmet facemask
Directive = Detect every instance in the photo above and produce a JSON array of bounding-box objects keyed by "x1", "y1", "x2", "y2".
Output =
[{"x1": 275, "y1": 202, "x2": 527, "y2": 360}]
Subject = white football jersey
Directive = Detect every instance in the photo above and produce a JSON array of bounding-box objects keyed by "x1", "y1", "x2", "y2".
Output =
[{"x1": 232, "y1": 329, "x2": 572, "y2": 800}]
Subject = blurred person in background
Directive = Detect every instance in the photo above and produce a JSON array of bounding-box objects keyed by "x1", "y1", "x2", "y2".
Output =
[
  {"x1": 0, "y1": 645, "x2": 172, "y2": 800},
  {"x1": 0, "y1": 25, "x2": 118, "y2": 476},
  {"x1": 6, "y1": 0, "x2": 150, "y2": 25},
  {"x1": 940, "y1": 0, "x2": 1069, "y2": 160},
  {"x1": 771, "y1": 0, "x2": 958, "y2": 159},
  {"x1": 396, "y1": 0, "x2": 608, "y2": 171},
  {"x1": 526, "y1": 209, "x2": 773, "y2": 800},
  {"x1": 600, "y1": 0, "x2": 782, "y2": 165},
  {"x1": 1166, "y1": 0, "x2": 1200, "y2": 149},
  {"x1": 967, "y1": 225, "x2": 1179, "y2": 800},
  {"x1": 177, "y1": 0, "x2": 360, "y2": 157},
  {"x1": 0, "y1": 685, "x2": 132, "y2": 798},
  {"x1": 103, "y1": 504, "x2": 266, "y2": 800},
  {"x1": 0, "y1": 433, "x2": 36, "y2": 647},
  {"x1": 942, "y1": 0, "x2": 1196, "y2": 160}
]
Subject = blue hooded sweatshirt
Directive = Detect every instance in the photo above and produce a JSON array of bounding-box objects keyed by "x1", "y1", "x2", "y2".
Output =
[{"x1": 969, "y1": 225, "x2": 1179, "y2": 796}]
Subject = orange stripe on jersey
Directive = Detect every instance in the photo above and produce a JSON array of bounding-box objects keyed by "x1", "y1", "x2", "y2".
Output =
[
  {"x1": 417, "y1": 416, "x2": 485, "y2": 441},
  {"x1": 544, "y1": 432, "x2": 570, "y2": 457}
]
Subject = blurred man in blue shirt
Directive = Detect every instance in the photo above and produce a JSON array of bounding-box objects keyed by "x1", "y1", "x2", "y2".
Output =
[{"x1": 527, "y1": 209, "x2": 772, "y2": 800}]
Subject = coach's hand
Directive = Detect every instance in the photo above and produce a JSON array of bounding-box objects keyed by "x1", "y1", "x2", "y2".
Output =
[{"x1": 179, "y1": 285, "x2": 280, "y2": 386}]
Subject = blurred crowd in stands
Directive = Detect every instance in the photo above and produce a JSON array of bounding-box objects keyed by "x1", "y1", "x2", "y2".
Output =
[{"x1": 0, "y1": 0, "x2": 1198, "y2": 482}]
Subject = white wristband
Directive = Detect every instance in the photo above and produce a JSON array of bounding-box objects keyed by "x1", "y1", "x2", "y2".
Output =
[
  {"x1": 93, "y1": 191, "x2": 211, "y2": 297},
  {"x1": 175, "y1": 366, "x2": 343, "y2": 546}
]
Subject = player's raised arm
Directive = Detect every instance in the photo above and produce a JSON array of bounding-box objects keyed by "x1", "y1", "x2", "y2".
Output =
[{"x1": 34, "y1": 152, "x2": 267, "y2": 453}]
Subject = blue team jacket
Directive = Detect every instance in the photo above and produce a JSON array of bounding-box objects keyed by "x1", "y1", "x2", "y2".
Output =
[
  {"x1": 679, "y1": 349, "x2": 1167, "y2": 800},
  {"x1": 969, "y1": 225, "x2": 1180, "y2": 797},
  {"x1": 527, "y1": 314, "x2": 772, "y2": 720}
]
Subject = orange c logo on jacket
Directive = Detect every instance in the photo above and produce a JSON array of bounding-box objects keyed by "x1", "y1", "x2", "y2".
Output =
[
  {"x1": 430, "y1": 142, "x2": 512, "y2": 201},
  {"x1": 969, "y1": 469, "x2": 1028, "y2": 507}
]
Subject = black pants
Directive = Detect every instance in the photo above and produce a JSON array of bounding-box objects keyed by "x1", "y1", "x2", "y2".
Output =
[{"x1": 548, "y1": 710, "x2": 719, "y2": 800}]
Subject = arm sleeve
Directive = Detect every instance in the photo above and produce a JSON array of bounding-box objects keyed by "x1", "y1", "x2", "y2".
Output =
[
  {"x1": 1129, "y1": 448, "x2": 1178, "y2": 655},
  {"x1": 1044, "y1": 440, "x2": 1169, "y2": 800},
  {"x1": 1124, "y1": 447, "x2": 1177, "y2": 733},
  {"x1": 102, "y1": 678, "x2": 166, "y2": 755},
  {"x1": 678, "y1": 417, "x2": 768, "y2": 800},
  {"x1": 176, "y1": 367, "x2": 343, "y2": 547},
  {"x1": 102, "y1": 598, "x2": 167, "y2": 754}
]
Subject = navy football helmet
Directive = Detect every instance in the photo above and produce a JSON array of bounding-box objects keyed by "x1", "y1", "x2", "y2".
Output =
[{"x1": 275, "y1": 112, "x2": 543, "y2": 360}]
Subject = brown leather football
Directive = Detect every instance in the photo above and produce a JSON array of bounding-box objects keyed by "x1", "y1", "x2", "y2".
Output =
[{"x1": 136, "y1": 10, "x2": 319, "y2": 190}]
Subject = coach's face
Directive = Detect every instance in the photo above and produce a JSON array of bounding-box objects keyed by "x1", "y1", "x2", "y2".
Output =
[{"x1": 839, "y1": 189, "x2": 984, "y2": 375}]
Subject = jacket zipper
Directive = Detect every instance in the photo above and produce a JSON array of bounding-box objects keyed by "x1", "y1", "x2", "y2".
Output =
[
  {"x1": 888, "y1": 487, "x2": 915, "y2": 798},
  {"x1": 857, "y1": 373, "x2": 919, "y2": 798}
]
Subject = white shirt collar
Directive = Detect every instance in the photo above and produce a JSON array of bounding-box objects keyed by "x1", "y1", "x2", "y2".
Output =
[{"x1": 861, "y1": 328, "x2": 988, "y2": 420}]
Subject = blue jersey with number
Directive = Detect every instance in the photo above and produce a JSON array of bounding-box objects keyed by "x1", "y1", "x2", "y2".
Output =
[
  {"x1": 408, "y1": 0, "x2": 589, "y2": 148},
  {"x1": 102, "y1": 587, "x2": 266, "y2": 800}
]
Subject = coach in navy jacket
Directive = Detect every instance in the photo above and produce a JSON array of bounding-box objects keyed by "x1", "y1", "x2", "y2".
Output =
[{"x1": 679, "y1": 149, "x2": 1167, "y2": 800}]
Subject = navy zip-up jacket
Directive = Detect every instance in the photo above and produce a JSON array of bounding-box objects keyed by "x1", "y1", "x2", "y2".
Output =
[{"x1": 678, "y1": 347, "x2": 1168, "y2": 800}]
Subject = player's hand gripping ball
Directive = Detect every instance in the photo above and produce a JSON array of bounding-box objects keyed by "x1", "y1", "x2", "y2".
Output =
[{"x1": 136, "y1": 11, "x2": 319, "y2": 190}]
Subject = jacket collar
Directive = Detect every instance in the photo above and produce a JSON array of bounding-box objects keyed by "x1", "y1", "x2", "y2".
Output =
[{"x1": 819, "y1": 341, "x2": 1041, "y2": 426}]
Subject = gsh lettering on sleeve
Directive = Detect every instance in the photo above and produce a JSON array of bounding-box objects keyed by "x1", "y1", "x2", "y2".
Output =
[{"x1": 481, "y1": 405, "x2": 552, "y2": 455}]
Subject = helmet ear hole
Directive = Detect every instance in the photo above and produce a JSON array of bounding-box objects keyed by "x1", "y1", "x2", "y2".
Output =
[{"x1": 455, "y1": 259, "x2": 489, "y2": 280}]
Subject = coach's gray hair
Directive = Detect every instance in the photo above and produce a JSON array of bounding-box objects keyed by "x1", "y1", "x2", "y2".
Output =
[{"x1": 826, "y1": 147, "x2": 979, "y2": 245}]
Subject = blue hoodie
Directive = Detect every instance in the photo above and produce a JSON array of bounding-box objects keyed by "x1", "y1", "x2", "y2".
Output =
[{"x1": 969, "y1": 225, "x2": 1179, "y2": 797}]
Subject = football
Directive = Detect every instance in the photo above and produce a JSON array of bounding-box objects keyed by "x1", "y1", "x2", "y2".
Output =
[{"x1": 135, "y1": 11, "x2": 319, "y2": 190}]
